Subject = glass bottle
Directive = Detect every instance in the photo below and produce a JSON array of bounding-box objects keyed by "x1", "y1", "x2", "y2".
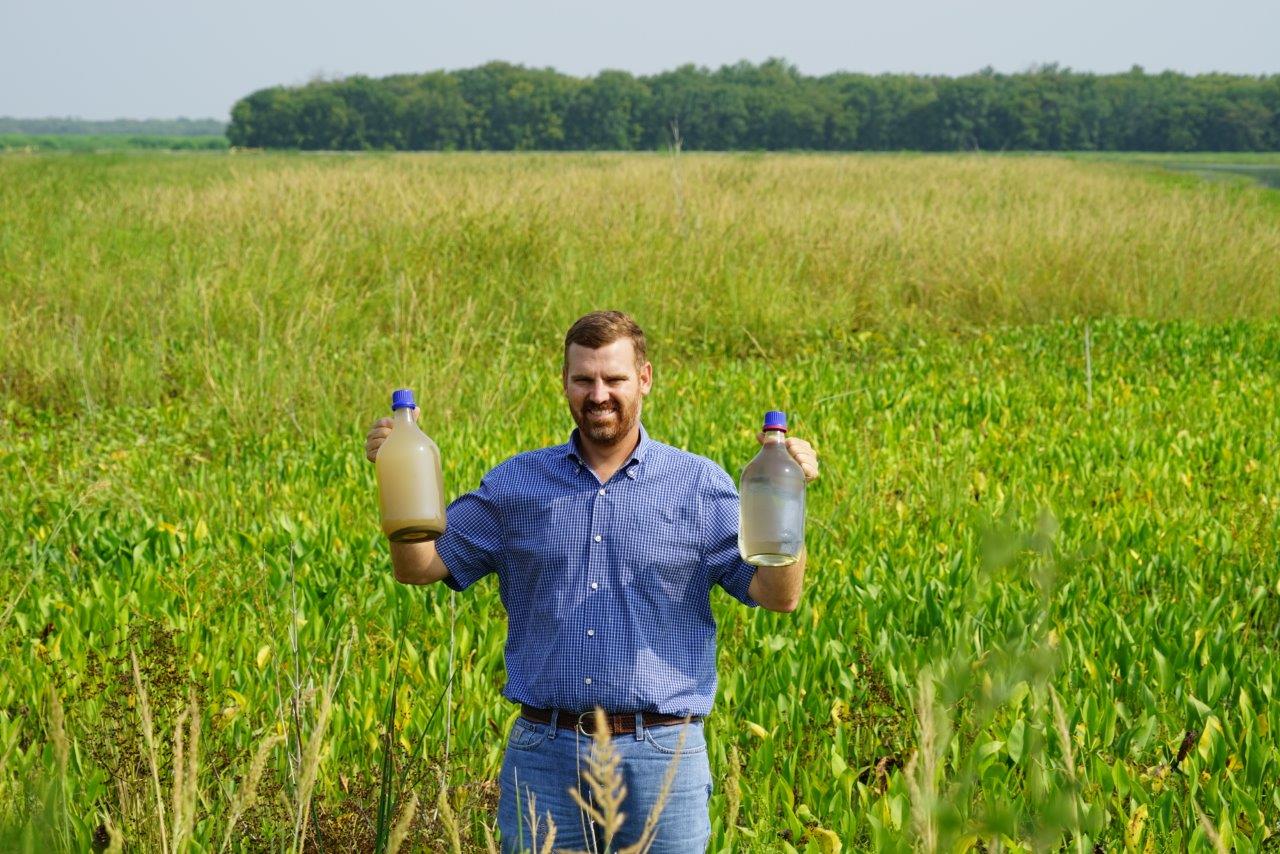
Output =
[
  {"x1": 375, "y1": 389, "x2": 446, "y2": 542},
  {"x1": 739, "y1": 410, "x2": 805, "y2": 566}
]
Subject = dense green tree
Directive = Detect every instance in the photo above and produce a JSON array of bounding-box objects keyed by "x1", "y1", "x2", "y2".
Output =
[
  {"x1": 564, "y1": 70, "x2": 650, "y2": 149},
  {"x1": 225, "y1": 62, "x2": 1280, "y2": 152}
]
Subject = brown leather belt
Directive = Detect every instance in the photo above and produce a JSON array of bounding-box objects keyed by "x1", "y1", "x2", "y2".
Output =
[{"x1": 520, "y1": 704, "x2": 699, "y2": 736}]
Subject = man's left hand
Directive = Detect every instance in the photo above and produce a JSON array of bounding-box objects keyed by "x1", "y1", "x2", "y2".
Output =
[{"x1": 759, "y1": 434, "x2": 820, "y2": 483}]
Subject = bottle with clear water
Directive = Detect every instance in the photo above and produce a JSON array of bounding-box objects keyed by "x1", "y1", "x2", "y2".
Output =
[{"x1": 739, "y1": 410, "x2": 805, "y2": 566}]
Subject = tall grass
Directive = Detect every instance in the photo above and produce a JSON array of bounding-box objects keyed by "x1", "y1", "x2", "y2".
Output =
[{"x1": 1, "y1": 153, "x2": 1278, "y2": 431}]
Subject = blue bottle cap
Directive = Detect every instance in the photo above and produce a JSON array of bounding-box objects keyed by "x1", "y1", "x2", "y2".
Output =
[
  {"x1": 391, "y1": 389, "x2": 416, "y2": 411},
  {"x1": 763, "y1": 410, "x2": 787, "y2": 432}
]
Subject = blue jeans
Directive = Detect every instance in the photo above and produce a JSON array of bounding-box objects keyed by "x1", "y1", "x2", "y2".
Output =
[{"x1": 498, "y1": 714, "x2": 712, "y2": 853}]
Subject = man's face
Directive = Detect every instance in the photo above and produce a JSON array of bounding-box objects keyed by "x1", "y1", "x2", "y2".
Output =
[{"x1": 563, "y1": 339, "x2": 652, "y2": 447}]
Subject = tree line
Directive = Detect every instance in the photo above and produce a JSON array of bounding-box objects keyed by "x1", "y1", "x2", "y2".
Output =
[
  {"x1": 226, "y1": 60, "x2": 1280, "y2": 152},
  {"x1": 0, "y1": 117, "x2": 226, "y2": 136}
]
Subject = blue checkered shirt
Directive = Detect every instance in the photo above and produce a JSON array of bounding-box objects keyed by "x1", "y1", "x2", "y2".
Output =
[{"x1": 435, "y1": 423, "x2": 759, "y2": 717}]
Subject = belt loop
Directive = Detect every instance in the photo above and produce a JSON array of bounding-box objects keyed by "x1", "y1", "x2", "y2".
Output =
[
  {"x1": 548, "y1": 709, "x2": 559, "y2": 740},
  {"x1": 634, "y1": 712, "x2": 644, "y2": 741}
]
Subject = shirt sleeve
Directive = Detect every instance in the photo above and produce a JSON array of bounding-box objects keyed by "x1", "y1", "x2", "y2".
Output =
[
  {"x1": 435, "y1": 477, "x2": 503, "y2": 592},
  {"x1": 701, "y1": 463, "x2": 759, "y2": 607}
]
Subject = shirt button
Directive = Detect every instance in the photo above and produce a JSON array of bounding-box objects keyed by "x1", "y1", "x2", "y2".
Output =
[
  {"x1": 590, "y1": 582, "x2": 599, "y2": 591},
  {"x1": 584, "y1": 677, "x2": 593, "y2": 685},
  {"x1": 587, "y1": 629, "x2": 595, "y2": 637},
  {"x1": 598, "y1": 488, "x2": 606, "y2": 496},
  {"x1": 593, "y1": 534, "x2": 602, "y2": 543}
]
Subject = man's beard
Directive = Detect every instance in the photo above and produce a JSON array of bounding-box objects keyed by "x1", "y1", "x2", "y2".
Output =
[{"x1": 573, "y1": 399, "x2": 639, "y2": 446}]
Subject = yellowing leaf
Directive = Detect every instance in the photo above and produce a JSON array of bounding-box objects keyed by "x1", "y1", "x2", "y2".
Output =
[
  {"x1": 1197, "y1": 716, "x2": 1223, "y2": 763},
  {"x1": 1125, "y1": 803, "x2": 1149, "y2": 850},
  {"x1": 809, "y1": 826, "x2": 841, "y2": 853},
  {"x1": 747, "y1": 721, "x2": 770, "y2": 739},
  {"x1": 256, "y1": 645, "x2": 273, "y2": 670}
]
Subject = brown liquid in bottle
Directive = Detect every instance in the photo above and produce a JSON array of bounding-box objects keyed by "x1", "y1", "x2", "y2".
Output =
[{"x1": 376, "y1": 393, "x2": 446, "y2": 542}]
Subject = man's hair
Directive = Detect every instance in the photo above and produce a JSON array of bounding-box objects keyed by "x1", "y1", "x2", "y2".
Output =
[{"x1": 563, "y1": 311, "x2": 647, "y2": 370}]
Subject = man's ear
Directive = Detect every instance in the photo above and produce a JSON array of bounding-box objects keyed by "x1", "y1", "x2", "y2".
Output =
[{"x1": 639, "y1": 361, "x2": 653, "y2": 395}]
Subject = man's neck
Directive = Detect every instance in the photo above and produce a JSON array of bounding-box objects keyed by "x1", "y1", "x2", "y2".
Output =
[{"x1": 578, "y1": 426, "x2": 641, "y2": 483}]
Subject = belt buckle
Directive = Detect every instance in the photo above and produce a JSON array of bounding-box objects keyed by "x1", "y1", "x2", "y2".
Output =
[{"x1": 576, "y1": 711, "x2": 596, "y2": 736}]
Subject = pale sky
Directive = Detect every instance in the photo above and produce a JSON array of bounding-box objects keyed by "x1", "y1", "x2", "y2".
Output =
[{"x1": 4, "y1": 0, "x2": 1277, "y2": 121}]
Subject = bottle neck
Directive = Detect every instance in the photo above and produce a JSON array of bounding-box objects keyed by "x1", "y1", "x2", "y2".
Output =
[
  {"x1": 393, "y1": 407, "x2": 415, "y2": 425},
  {"x1": 762, "y1": 429, "x2": 786, "y2": 445}
]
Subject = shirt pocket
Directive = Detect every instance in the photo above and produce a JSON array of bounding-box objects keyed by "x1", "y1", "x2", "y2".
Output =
[
  {"x1": 636, "y1": 506, "x2": 702, "y2": 600},
  {"x1": 506, "y1": 495, "x2": 582, "y2": 616}
]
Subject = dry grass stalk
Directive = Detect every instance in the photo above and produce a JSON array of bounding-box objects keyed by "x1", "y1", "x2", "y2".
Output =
[
  {"x1": 619, "y1": 719, "x2": 689, "y2": 854},
  {"x1": 219, "y1": 733, "x2": 285, "y2": 853},
  {"x1": 437, "y1": 774, "x2": 462, "y2": 854},
  {"x1": 131, "y1": 647, "x2": 171, "y2": 854},
  {"x1": 291, "y1": 642, "x2": 347, "y2": 854},
  {"x1": 170, "y1": 706, "x2": 187, "y2": 849},
  {"x1": 481, "y1": 820, "x2": 500, "y2": 854},
  {"x1": 101, "y1": 812, "x2": 124, "y2": 853},
  {"x1": 48, "y1": 684, "x2": 71, "y2": 847},
  {"x1": 568, "y1": 709, "x2": 627, "y2": 849},
  {"x1": 1048, "y1": 685, "x2": 1087, "y2": 849},
  {"x1": 518, "y1": 789, "x2": 556, "y2": 854},
  {"x1": 1048, "y1": 687, "x2": 1076, "y2": 779},
  {"x1": 904, "y1": 669, "x2": 945, "y2": 854},
  {"x1": 49, "y1": 684, "x2": 70, "y2": 779},
  {"x1": 1193, "y1": 800, "x2": 1228, "y2": 854},
  {"x1": 169, "y1": 694, "x2": 201, "y2": 851},
  {"x1": 387, "y1": 791, "x2": 419, "y2": 854},
  {"x1": 538, "y1": 822, "x2": 558, "y2": 854},
  {"x1": 559, "y1": 711, "x2": 689, "y2": 854},
  {"x1": 724, "y1": 743, "x2": 742, "y2": 842},
  {"x1": 291, "y1": 686, "x2": 334, "y2": 854},
  {"x1": 522, "y1": 789, "x2": 543, "y2": 854}
]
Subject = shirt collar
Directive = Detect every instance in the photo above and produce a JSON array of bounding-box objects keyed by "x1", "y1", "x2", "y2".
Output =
[{"x1": 564, "y1": 422, "x2": 652, "y2": 477}]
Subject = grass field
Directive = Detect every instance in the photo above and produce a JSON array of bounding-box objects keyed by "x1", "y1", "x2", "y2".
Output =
[{"x1": 1, "y1": 152, "x2": 1278, "y2": 851}]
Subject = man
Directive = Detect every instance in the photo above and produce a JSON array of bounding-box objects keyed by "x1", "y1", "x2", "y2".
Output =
[{"x1": 364, "y1": 311, "x2": 818, "y2": 852}]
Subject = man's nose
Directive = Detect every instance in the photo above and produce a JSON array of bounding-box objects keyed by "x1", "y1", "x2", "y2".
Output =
[{"x1": 588, "y1": 382, "x2": 610, "y2": 402}]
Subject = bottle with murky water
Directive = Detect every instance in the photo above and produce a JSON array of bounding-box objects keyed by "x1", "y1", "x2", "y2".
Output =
[
  {"x1": 375, "y1": 389, "x2": 446, "y2": 543},
  {"x1": 739, "y1": 410, "x2": 805, "y2": 566}
]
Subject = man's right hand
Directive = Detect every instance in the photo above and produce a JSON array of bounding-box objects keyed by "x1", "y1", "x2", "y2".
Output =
[{"x1": 364, "y1": 407, "x2": 419, "y2": 462}]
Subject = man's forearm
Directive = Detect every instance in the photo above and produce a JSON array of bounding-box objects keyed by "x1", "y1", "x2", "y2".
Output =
[
  {"x1": 747, "y1": 548, "x2": 806, "y2": 612},
  {"x1": 390, "y1": 539, "x2": 451, "y2": 585}
]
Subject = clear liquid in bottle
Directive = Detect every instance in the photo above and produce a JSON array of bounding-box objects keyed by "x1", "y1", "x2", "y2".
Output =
[
  {"x1": 376, "y1": 389, "x2": 446, "y2": 543},
  {"x1": 739, "y1": 410, "x2": 805, "y2": 566}
]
